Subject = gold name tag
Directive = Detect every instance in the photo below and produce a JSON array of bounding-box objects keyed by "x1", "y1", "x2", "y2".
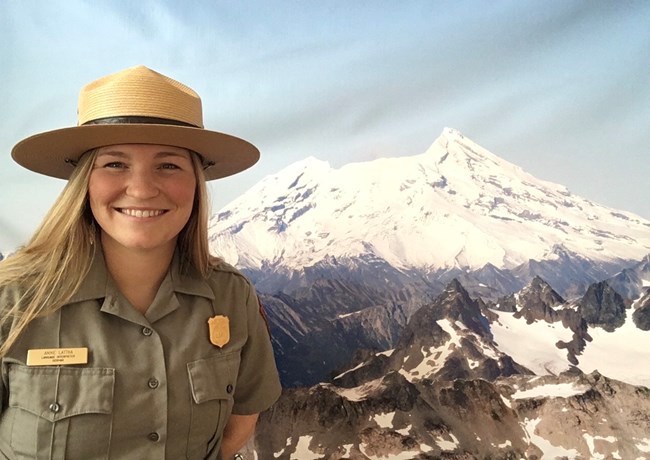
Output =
[{"x1": 26, "y1": 348, "x2": 88, "y2": 366}]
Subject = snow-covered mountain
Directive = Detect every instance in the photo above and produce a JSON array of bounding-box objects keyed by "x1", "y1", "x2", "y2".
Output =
[
  {"x1": 333, "y1": 276, "x2": 650, "y2": 389},
  {"x1": 209, "y1": 127, "x2": 650, "y2": 273},
  {"x1": 250, "y1": 277, "x2": 650, "y2": 459}
]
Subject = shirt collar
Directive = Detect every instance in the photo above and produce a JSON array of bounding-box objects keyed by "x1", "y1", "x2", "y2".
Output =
[
  {"x1": 68, "y1": 246, "x2": 109, "y2": 304},
  {"x1": 68, "y1": 246, "x2": 215, "y2": 304},
  {"x1": 169, "y1": 251, "x2": 214, "y2": 300}
]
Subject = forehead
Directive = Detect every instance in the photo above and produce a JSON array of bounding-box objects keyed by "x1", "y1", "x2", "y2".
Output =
[{"x1": 95, "y1": 144, "x2": 191, "y2": 158}]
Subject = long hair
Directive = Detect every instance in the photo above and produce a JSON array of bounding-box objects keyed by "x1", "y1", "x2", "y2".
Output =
[
  {"x1": 0, "y1": 151, "x2": 98, "y2": 356},
  {"x1": 177, "y1": 152, "x2": 215, "y2": 276},
  {"x1": 0, "y1": 149, "x2": 215, "y2": 357}
]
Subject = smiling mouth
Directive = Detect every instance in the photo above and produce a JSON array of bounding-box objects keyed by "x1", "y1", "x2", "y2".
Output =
[{"x1": 118, "y1": 208, "x2": 166, "y2": 218}]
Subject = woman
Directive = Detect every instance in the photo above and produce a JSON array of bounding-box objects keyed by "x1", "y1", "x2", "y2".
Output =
[{"x1": 0, "y1": 66, "x2": 281, "y2": 459}]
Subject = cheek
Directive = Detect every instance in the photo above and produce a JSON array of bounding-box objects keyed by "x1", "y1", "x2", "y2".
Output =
[
  {"x1": 87, "y1": 176, "x2": 104, "y2": 213},
  {"x1": 87, "y1": 174, "x2": 122, "y2": 218},
  {"x1": 169, "y1": 179, "x2": 197, "y2": 210}
]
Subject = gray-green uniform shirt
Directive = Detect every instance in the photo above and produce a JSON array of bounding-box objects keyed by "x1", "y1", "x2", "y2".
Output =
[{"x1": 0, "y1": 250, "x2": 282, "y2": 459}]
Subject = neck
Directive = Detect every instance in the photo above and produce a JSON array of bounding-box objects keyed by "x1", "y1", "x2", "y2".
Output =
[{"x1": 101, "y1": 237, "x2": 176, "y2": 314}]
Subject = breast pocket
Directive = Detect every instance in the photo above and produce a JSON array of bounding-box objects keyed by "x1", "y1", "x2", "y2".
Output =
[
  {"x1": 186, "y1": 351, "x2": 241, "y2": 459},
  {"x1": 4, "y1": 364, "x2": 114, "y2": 460}
]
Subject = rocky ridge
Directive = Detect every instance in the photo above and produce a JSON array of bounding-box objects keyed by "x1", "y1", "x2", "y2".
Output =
[
  {"x1": 251, "y1": 274, "x2": 650, "y2": 459},
  {"x1": 253, "y1": 371, "x2": 650, "y2": 459},
  {"x1": 261, "y1": 255, "x2": 649, "y2": 387}
]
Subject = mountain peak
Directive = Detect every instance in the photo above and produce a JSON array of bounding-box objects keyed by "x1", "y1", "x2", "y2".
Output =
[
  {"x1": 579, "y1": 281, "x2": 626, "y2": 332},
  {"x1": 443, "y1": 278, "x2": 472, "y2": 299},
  {"x1": 526, "y1": 275, "x2": 563, "y2": 298},
  {"x1": 441, "y1": 126, "x2": 465, "y2": 140},
  {"x1": 427, "y1": 127, "x2": 512, "y2": 170}
]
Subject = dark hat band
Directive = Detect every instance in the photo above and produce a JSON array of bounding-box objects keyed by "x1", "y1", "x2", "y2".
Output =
[
  {"x1": 83, "y1": 116, "x2": 199, "y2": 128},
  {"x1": 74, "y1": 116, "x2": 215, "y2": 170}
]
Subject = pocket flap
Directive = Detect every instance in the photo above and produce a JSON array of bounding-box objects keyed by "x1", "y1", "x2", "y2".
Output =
[
  {"x1": 8, "y1": 365, "x2": 115, "y2": 422},
  {"x1": 187, "y1": 352, "x2": 240, "y2": 404}
]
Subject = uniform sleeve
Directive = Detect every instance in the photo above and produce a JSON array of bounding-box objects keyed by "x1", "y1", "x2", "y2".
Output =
[
  {"x1": 0, "y1": 286, "x2": 14, "y2": 415},
  {"x1": 0, "y1": 371, "x2": 4, "y2": 414},
  {"x1": 231, "y1": 282, "x2": 282, "y2": 415},
  {"x1": 0, "y1": 368, "x2": 5, "y2": 415},
  {"x1": 0, "y1": 285, "x2": 12, "y2": 415}
]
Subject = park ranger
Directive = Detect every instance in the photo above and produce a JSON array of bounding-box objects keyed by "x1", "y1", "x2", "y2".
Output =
[{"x1": 0, "y1": 66, "x2": 281, "y2": 459}]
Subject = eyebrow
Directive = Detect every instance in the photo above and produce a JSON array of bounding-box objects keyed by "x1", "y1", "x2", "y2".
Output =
[{"x1": 96, "y1": 150, "x2": 191, "y2": 160}]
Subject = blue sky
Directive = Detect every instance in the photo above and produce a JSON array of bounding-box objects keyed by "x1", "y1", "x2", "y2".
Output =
[{"x1": 1, "y1": 1, "x2": 649, "y2": 253}]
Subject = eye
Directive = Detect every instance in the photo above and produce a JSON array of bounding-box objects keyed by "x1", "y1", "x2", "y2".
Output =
[
  {"x1": 160, "y1": 163, "x2": 181, "y2": 170},
  {"x1": 103, "y1": 161, "x2": 127, "y2": 169}
]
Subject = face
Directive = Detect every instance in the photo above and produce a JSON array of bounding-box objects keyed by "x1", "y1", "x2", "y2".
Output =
[{"x1": 88, "y1": 144, "x2": 197, "y2": 256}]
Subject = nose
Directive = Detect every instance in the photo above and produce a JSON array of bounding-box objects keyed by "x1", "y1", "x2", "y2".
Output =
[{"x1": 125, "y1": 169, "x2": 160, "y2": 199}]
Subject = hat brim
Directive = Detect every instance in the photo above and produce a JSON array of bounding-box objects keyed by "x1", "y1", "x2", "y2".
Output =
[{"x1": 11, "y1": 124, "x2": 260, "y2": 181}]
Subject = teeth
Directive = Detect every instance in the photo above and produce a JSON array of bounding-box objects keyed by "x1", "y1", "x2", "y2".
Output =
[{"x1": 121, "y1": 209, "x2": 164, "y2": 218}]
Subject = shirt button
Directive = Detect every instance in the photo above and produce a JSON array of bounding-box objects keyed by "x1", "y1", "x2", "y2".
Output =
[
  {"x1": 226, "y1": 384, "x2": 234, "y2": 394},
  {"x1": 49, "y1": 402, "x2": 60, "y2": 413},
  {"x1": 148, "y1": 378, "x2": 159, "y2": 389},
  {"x1": 148, "y1": 432, "x2": 160, "y2": 442},
  {"x1": 142, "y1": 327, "x2": 153, "y2": 336}
]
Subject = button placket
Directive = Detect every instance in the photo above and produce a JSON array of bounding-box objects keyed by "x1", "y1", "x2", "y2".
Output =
[{"x1": 131, "y1": 318, "x2": 167, "y2": 455}]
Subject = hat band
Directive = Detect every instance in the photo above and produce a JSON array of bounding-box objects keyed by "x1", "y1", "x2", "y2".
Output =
[
  {"x1": 82, "y1": 116, "x2": 199, "y2": 128},
  {"x1": 78, "y1": 115, "x2": 216, "y2": 171}
]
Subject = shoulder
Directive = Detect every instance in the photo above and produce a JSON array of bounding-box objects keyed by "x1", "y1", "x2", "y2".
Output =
[
  {"x1": 0, "y1": 281, "x2": 29, "y2": 343},
  {"x1": 0, "y1": 280, "x2": 27, "y2": 306},
  {"x1": 208, "y1": 258, "x2": 249, "y2": 279},
  {"x1": 204, "y1": 259, "x2": 255, "y2": 292}
]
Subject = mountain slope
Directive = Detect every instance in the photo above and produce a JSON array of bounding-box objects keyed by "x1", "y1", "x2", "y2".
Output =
[
  {"x1": 606, "y1": 254, "x2": 650, "y2": 300},
  {"x1": 209, "y1": 127, "x2": 650, "y2": 273},
  {"x1": 333, "y1": 275, "x2": 650, "y2": 390},
  {"x1": 253, "y1": 371, "x2": 650, "y2": 459},
  {"x1": 208, "y1": 128, "x2": 650, "y2": 387},
  {"x1": 249, "y1": 276, "x2": 650, "y2": 458}
]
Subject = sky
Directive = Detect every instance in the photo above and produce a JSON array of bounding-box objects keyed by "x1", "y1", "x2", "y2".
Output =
[{"x1": 1, "y1": 0, "x2": 649, "y2": 254}]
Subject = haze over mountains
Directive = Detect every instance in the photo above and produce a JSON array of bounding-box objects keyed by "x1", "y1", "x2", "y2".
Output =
[{"x1": 206, "y1": 128, "x2": 650, "y2": 458}]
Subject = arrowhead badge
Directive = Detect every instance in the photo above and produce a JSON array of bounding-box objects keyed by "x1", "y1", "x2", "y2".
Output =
[{"x1": 208, "y1": 315, "x2": 230, "y2": 348}]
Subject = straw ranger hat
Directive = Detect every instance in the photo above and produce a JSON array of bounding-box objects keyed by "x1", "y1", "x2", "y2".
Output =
[{"x1": 11, "y1": 65, "x2": 259, "y2": 181}]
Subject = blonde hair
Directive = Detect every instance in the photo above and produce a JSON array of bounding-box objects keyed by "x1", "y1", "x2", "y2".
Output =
[
  {"x1": 0, "y1": 149, "x2": 214, "y2": 356},
  {"x1": 179, "y1": 152, "x2": 216, "y2": 275}
]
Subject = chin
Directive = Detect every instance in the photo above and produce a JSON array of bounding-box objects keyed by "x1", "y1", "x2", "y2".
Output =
[{"x1": 114, "y1": 237, "x2": 176, "y2": 253}]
